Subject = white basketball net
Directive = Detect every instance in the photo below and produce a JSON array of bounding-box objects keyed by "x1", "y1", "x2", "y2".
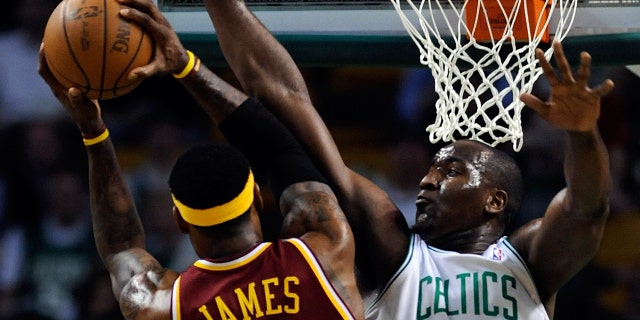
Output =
[{"x1": 390, "y1": 0, "x2": 578, "y2": 151}]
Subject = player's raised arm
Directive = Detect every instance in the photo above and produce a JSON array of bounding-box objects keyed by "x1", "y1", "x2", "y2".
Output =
[
  {"x1": 202, "y1": 0, "x2": 412, "y2": 294},
  {"x1": 516, "y1": 41, "x2": 614, "y2": 306},
  {"x1": 200, "y1": 0, "x2": 353, "y2": 190},
  {"x1": 38, "y1": 44, "x2": 176, "y2": 320}
]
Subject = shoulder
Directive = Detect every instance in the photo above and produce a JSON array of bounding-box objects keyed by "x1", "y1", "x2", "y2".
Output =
[
  {"x1": 507, "y1": 218, "x2": 543, "y2": 260},
  {"x1": 281, "y1": 181, "x2": 336, "y2": 204},
  {"x1": 280, "y1": 181, "x2": 344, "y2": 233}
]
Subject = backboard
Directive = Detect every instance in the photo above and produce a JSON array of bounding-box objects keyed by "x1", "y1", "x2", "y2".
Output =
[{"x1": 156, "y1": 0, "x2": 640, "y2": 67}]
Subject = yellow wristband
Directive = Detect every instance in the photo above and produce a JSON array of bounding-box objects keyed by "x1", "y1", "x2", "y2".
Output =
[
  {"x1": 83, "y1": 129, "x2": 110, "y2": 146},
  {"x1": 173, "y1": 50, "x2": 196, "y2": 79}
]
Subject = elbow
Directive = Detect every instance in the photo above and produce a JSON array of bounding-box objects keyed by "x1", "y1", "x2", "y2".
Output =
[
  {"x1": 573, "y1": 198, "x2": 611, "y2": 222},
  {"x1": 565, "y1": 177, "x2": 612, "y2": 221}
]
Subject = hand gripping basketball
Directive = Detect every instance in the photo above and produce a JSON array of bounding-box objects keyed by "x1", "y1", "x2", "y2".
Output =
[{"x1": 43, "y1": 0, "x2": 154, "y2": 100}]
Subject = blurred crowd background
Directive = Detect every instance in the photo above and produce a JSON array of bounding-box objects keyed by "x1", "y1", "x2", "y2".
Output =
[{"x1": 1, "y1": 1, "x2": 639, "y2": 319}]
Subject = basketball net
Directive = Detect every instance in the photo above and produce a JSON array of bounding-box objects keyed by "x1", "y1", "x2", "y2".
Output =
[{"x1": 390, "y1": 0, "x2": 578, "y2": 151}]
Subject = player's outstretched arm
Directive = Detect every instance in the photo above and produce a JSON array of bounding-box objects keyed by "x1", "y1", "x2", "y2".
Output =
[
  {"x1": 202, "y1": 0, "x2": 412, "y2": 293},
  {"x1": 201, "y1": 0, "x2": 359, "y2": 204},
  {"x1": 38, "y1": 44, "x2": 176, "y2": 320},
  {"x1": 517, "y1": 41, "x2": 613, "y2": 307}
]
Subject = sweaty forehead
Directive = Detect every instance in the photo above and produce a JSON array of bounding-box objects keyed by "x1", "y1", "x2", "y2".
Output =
[{"x1": 433, "y1": 140, "x2": 494, "y2": 165}]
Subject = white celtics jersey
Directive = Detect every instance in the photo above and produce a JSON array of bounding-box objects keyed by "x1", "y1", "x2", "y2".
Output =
[{"x1": 366, "y1": 234, "x2": 549, "y2": 320}]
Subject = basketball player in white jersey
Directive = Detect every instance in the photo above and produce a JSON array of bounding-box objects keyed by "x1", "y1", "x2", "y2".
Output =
[{"x1": 118, "y1": 0, "x2": 614, "y2": 318}]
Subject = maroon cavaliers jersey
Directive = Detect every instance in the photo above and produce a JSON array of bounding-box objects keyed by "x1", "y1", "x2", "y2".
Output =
[{"x1": 171, "y1": 238, "x2": 355, "y2": 319}]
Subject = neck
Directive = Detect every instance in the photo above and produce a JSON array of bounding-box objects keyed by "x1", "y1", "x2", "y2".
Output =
[
  {"x1": 421, "y1": 224, "x2": 503, "y2": 254},
  {"x1": 194, "y1": 228, "x2": 262, "y2": 259}
]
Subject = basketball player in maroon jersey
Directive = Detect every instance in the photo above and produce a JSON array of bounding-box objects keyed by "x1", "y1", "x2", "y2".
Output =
[{"x1": 38, "y1": 30, "x2": 363, "y2": 320}]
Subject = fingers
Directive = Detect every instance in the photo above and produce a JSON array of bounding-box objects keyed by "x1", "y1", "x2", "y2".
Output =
[
  {"x1": 551, "y1": 41, "x2": 575, "y2": 84},
  {"x1": 592, "y1": 79, "x2": 615, "y2": 97},
  {"x1": 118, "y1": 0, "x2": 184, "y2": 77},
  {"x1": 67, "y1": 88, "x2": 85, "y2": 108},
  {"x1": 548, "y1": 42, "x2": 613, "y2": 98},
  {"x1": 118, "y1": 0, "x2": 171, "y2": 37},
  {"x1": 119, "y1": 7, "x2": 158, "y2": 35},
  {"x1": 116, "y1": 0, "x2": 155, "y2": 14},
  {"x1": 575, "y1": 51, "x2": 592, "y2": 88},
  {"x1": 520, "y1": 92, "x2": 548, "y2": 116},
  {"x1": 67, "y1": 87, "x2": 98, "y2": 107},
  {"x1": 128, "y1": 64, "x2": 157, "y2": 80},
  {"x1": 37, "y1": 44, "x2": 56, "y2": 86},
  {"x1": 536, "y1": 47, "x2": 559, "y2": 87},
  {"x1": 38, "y1": 43, "x2": 70, "y2": 99}
]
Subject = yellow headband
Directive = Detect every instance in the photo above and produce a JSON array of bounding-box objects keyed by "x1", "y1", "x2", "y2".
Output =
[{"x1": 172, "y1": 170, "x2": 255, "y2": 226}]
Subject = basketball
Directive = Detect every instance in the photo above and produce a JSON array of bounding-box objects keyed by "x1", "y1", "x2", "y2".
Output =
[{"x1": 43, "y1": 0, "x2": 154, "y2": 100}]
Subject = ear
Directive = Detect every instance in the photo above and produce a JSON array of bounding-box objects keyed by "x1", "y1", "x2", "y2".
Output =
[
  {"x1": 252, "y1": 182, "x2": 264, "y2": 212},
  {"x1": 485, "y1": 189, "x2": 508, "y2": 214},
  {"x1": 173, "y1": 206, "x2": 190, "y2": 234}
]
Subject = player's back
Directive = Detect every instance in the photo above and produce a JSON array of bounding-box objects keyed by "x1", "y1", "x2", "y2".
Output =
[{"x1": 172, "y1": 238, "x2": 356, "y2": 319}]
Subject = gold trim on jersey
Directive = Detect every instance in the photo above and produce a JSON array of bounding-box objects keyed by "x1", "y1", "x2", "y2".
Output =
[
  {"x1": 172, "y1": 276, "x2": 182, "y2": 320},
  {"x1": 285, "y1": 238, "x2": 355, "y2": 320},
  {"x1": 194, "y1": 242, "x2": 272, "y2": 271}
]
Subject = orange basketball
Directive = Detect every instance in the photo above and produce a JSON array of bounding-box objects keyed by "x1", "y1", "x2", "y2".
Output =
[{"x1": 43, "y1": 0, "x2": 154, "y2": 100}]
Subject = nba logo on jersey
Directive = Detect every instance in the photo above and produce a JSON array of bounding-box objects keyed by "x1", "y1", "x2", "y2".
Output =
[{"x1": 492, "y1": 247, "x2": 504, "y2": 261}]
